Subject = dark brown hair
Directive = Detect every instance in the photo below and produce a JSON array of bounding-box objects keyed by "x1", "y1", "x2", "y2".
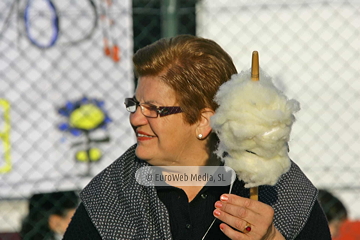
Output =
[
  {"x1": 318, "y1": 189, "x2": 348, "y2": 222},
  {"x1": 133, "y1": 35, "x2": 237, "y2": 124},
  {"x1": 20, "y1": 191, "x2": 79, "y2": 240}
]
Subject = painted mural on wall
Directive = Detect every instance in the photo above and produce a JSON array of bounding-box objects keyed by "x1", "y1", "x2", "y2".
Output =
[
  {"x1": 57, "y1": 97, "x2": 112, "y2": 176},
  {"x1": 0, "y1": 0, "x2": 134, "y2": 199},
  {"x1": 0, "y1": 99, "x2": 11, "y2": 173}
]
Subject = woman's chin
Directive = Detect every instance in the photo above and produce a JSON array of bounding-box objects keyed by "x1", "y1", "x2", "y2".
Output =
[{"x1": 135, "y1": 147, "x2": 153, "y2": 162}]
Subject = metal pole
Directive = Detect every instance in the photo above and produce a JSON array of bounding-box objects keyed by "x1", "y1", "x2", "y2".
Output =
[{"x1": 161, "y1": 0, "x2": 178, "y2": 38}]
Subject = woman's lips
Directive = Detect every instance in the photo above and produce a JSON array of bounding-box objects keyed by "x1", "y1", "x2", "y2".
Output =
[{"x1": 136, "y1": 131, "x2": 155, "y2": 141}]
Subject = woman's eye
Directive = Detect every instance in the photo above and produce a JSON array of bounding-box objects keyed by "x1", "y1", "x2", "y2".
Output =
[
  {"x1": 144, "y1": 104, "x2": 157, "y2": 110},
  {"x1": 149, "y1": 106, "x2": 158, "y2": 111}
]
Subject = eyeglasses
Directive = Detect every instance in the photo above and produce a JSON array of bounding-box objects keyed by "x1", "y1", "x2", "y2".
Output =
[{"x1": 124, "y1": 97, "x2": 183, "y2": 118}]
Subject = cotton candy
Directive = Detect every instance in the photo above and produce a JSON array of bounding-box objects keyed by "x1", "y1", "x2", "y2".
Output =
[{"x1": 211, "y1": 69, "x2": 300, "y2": 188}]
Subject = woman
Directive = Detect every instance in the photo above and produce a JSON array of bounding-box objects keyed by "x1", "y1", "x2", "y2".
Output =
[{"x1": 63, "y1": 35, "x2": 330, "y2": 239}]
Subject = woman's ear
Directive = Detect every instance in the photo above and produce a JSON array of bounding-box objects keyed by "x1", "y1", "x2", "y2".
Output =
[{"x1": 196, "y1": 108, "x2": 214, "y2": 139}]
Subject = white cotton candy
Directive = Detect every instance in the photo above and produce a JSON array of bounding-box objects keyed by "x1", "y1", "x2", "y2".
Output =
[{"x1": 211, "y1": 69, "x2": 300, "y2": 188}]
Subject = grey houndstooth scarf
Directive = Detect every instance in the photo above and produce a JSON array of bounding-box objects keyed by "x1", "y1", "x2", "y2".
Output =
[{"x1": 80, "y1": 144, "x2": 317, "y2": 240}]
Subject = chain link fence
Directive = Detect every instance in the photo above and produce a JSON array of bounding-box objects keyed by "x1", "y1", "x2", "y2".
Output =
[
  {"x1": 0, "y1": 0, "x2": 359, "y2": 238},
  {"x1": 0, "y1": 0, "x2": 134, "y2": 235},
  {"x1": 196, "y1": 0, "x2": 360, "y2": 222}
]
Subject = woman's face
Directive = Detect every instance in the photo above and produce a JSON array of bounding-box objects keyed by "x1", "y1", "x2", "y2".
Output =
[
  {"x1": 329, "y1": 219, "x2": 345, "y2": 238},
  {"x1": 49, "y1": 208, "x2": 76, "y2": 235},
  {"x1": 130, "y1": 75, "x2": 202, "y2": 166}
]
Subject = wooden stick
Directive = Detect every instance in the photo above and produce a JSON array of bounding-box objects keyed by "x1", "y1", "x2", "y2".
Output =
[
  {"x1": 251, "y1": 51, "x2": 259, "y2": 81},
  {"x1": 250, "y1": 187, "x2": 259, "y2": 201},
  {"x1": 250, "y1": 50, "x2": 259, "y2": 200}
]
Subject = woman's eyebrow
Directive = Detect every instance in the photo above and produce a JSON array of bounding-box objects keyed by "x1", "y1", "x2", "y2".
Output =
[
  {"x1": 144, "y1": 101, "x2": 160, "y2": 108},
  {"x1": 134, "y1": 96, "x2": 159, "y2": 105},
  {"x1": 134, "y1": 95, "x2": 167, "y2": 105},
  {"x1": 145, "y1": 100, "x2": 158, "y2": 105}
]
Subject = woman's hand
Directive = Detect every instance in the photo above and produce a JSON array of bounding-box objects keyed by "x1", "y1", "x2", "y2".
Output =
[{"x1": 213, "y1": 194, "x2": 285, "y2": 240}]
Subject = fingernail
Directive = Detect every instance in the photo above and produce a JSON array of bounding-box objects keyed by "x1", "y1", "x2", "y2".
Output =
[
  {"x1": 214, "y1": 209, "x2": 221, "y2": 217},
  {"x1": 220, "y1": 224, "x2": 225, "y2": 231},
  {"x1": 220, "y1": 194, "x2": 228, "y2": 201},
  {"x1": 215, "y1": 201, "x2": 222, "y2": 208}
]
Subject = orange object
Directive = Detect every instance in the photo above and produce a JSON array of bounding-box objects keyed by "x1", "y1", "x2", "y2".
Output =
[
  {"x1": 333, "y1": 220, "x2": 360, "y2": 240},
  {"x1": 104, "y1": 47, "x2": 111, "y2": 56},
  {"x1": 112, "y1": 45, "x2": 120, "y2": 62},
  {"x1": 100, "y1": 0, "x2": 120, "y2": 62}
]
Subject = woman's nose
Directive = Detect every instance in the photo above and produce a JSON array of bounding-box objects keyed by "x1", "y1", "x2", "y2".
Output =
[{"x1": 129, "y1": 106, "x2": 148, "y2": 126}]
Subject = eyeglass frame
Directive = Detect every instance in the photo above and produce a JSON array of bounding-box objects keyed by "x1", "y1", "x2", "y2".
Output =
[{"x1": 124, "y1": 97, "x2": 183, "y2": 118}]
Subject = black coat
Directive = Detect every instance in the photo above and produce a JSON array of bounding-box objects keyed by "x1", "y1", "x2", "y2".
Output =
[{"x1": 64, "y1": 144, "x2": 331, "y2": 240}]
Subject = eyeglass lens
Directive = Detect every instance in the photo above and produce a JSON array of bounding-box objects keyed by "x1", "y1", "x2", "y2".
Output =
[
  {"x1": 124, "y1": 97, "x2": 182, "y2": 118},
  {"x1": 125, "y1": 98, "x2": 137, "y2": 113}
]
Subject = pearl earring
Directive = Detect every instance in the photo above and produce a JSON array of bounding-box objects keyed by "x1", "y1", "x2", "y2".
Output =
[{"x1": 198, "y1": 134, "x2": 203, "y2": 139}]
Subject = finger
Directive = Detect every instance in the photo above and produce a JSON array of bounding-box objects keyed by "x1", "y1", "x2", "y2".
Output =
[
  {"x1": 213, "y1": 207, "x2": 251, "y2": 233},
  {"x1": 219, "y1": 223, "x2": 249, "y2": 240},
  {"x1": 215, "y1": 200, "x2": 255, "y2": 222},
  {"x1": 215, "y1": 200, "x2": 273, "y2": 229},
  {"x1": 220, "y1": 194, "x2": 271, "y2": 214},
  {"x1": 214, "y1": 196, "x2": 275, "y2": 237}
]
